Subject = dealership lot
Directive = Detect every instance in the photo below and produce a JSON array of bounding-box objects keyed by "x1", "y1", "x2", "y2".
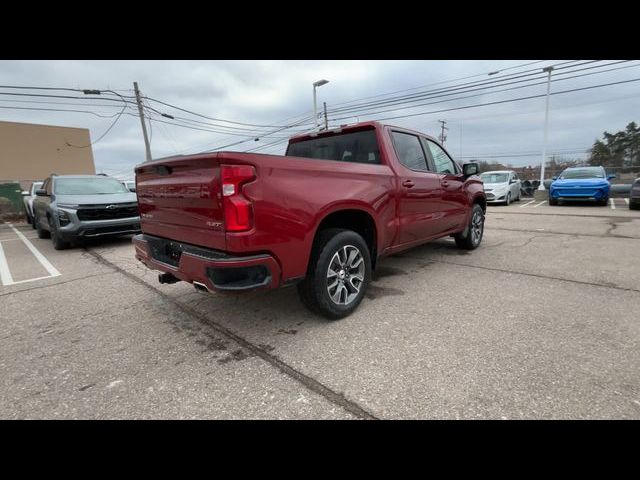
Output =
[{"x1": 1, "y1": 203, "x2": 640, "y2": 419}]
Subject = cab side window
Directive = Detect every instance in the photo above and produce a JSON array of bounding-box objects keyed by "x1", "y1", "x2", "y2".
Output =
[
  {"x1": 390, "y1": 131, "x2": 428, "y2": 171},
  {"x1": 426, "y1": 140, "x2": 457, "y2": 175}
]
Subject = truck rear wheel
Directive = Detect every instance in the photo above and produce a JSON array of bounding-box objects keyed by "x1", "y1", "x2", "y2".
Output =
[{"x1": 297, "y1": 228, "x2": 371, "y2": 320}]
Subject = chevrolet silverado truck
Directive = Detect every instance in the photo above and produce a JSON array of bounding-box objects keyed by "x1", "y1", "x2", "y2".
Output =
[{"x1": 133, "y1": 121, "x2": 486, "y2": 319}]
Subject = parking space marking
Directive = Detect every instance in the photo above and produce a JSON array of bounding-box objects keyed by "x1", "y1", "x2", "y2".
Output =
[
  {"x1": 610, "y1": 198, "x2": 616, "y2": 209},
  {"x1": 624, "y1": 198, "x2": 630, "y2": 205},
  {"x1": 0, "y1": 242, "x2": 14, "y2": 286},
  {"x1": 534, "y1": 201, "x2": 547, "y2": 208},
  {"x1": 0, "y1": 223, "x2": 61, "y2": 286},
  {"x1": 520, "y1": 200, "x2": 536, "y2": 208}
]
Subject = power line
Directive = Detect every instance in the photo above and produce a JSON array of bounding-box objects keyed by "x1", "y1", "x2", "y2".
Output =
[
  {"x1": 332, "y1": 76, "x2": 640, "y2": 123},
  {"x1": 142, "y1": 96, "x2": 300, "y2": 129},
  {"x1": 328, "y1": 60, "x2": 557, "y2": 108},
  {"x1": 327, "y1": 61, "x2": 630, "y2": 118},
  {"x1": 327, "y1": 61, "x2": 597, "y2": 115},
  {"x1": 331, "y1": 61, "x2": 640, "y2": 121}
]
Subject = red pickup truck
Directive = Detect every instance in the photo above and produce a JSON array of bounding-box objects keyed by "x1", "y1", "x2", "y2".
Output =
[{"x1": 133, "y1": 121, "x2": 486, "y2": 319}]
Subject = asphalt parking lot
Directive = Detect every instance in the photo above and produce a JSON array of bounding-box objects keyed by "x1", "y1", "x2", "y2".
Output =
[{"x1": 1, "y1": 200, "x2": 640, "y2": 419}]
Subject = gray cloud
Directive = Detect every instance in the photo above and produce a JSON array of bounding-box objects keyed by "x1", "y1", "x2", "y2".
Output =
[{"x1": 1, "y1": 60, "x2": 639, "y2": 177}]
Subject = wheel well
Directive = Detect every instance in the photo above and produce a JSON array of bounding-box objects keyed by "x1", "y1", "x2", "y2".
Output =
[
  {"x1": 313, "y1": 209, "x2": 377, "y2": 269},
  {"x1": 475, "y1": 197, "x2": 487, "y2": 213}
]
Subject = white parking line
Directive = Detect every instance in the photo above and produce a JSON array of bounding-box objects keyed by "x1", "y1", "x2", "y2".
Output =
[
  {"x1": 520, "y1": 200, "x2": 536, "y2": 208},
  {"x1": 534, "y1": 201, "x2": 547, "y2": 208},
  {"x1": 0, "y1": 223, "x2": 61, "y2": 286},
  {"x1": 0, "y1": 242, "x2": 14, "y2": 286},
  {"x1": 7, "y1": 223, "x2": 61, "y2": 278},
  {"x1": 624, "y1": 198, "x2": 630, "y2": 205},
  {"x1": 610, "y1": 198, "x2": 616, "y2": 209}
]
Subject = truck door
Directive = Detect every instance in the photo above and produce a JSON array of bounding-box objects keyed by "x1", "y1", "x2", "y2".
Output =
[
  {"x1": 423, "y1": 139, "x2": 468, "y2": 232},
  {"x1": 389, "y1": 131, "x2": 446, "y2": 246}
]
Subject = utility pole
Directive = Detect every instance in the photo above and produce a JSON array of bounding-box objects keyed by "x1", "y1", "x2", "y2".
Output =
[
  {"x1": 538, "y1": 66, "x2": 554, "y2": 190},
  {"x1": 134, "y1": 81, "x2": 152, "y2": 162},
  {"x1": 438, "y1": 120, "x2": 448, "y2": 145},
  {"x1": 323, "y1": 102, "x2": 329, "y2": 131}
]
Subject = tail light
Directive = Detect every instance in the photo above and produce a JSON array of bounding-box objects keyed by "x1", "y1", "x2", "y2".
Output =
[{"x1": 221, "y1": 164, "x2": 256, "y2": 232}]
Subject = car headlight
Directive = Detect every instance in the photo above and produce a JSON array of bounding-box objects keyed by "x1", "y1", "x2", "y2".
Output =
[{"x1": 57, "y1": 210, "x2": 71, "y2": 226}]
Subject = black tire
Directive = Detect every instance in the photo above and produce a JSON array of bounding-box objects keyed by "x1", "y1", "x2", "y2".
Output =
[
  {"x1": 454, "y1": 204, "x2": 484, "y2": 250},
  {"x1": 50, "y1": 223, "x2": 69, "y2": 250},
  {"x1": 505, "y1": 192, "x2": 511, "y2": 206},
  {"x1": 297, "y1": 228, "x2": 371, "y2": 320},
  {"x1": 630, "y1": 201, "x2": 640, "y2": 210},
  {"x1": 599, "y1": 196, "x2": 609, "y2": 207},
  {"x1": 549, "y1": 197, "x2": 558, "y2": 206},
  {"x1": 35, "y1": 214, "x2": 50, "y2": 239}
]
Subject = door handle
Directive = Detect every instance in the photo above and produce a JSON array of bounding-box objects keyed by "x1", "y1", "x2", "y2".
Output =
[
  {"x1": 402, "y1": 180, "x2": 415, "y2": 188},
  {"x1": 442, "y1": 181, "x2": 449, "y2": 187}
]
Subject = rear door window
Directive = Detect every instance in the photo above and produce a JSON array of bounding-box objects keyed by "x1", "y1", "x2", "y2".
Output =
[{"x1": 390, "y1": 131, "x2": 428, "y2": 171}]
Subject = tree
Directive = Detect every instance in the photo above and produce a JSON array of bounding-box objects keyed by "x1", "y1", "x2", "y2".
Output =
[{"x1": 588, "y1": 121, "x2": 640, "y2": 168}]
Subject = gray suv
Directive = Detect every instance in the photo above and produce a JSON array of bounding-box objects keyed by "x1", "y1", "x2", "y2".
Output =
[{"x1": 32, "y1": 174, "x2": 141, "y2": 250}]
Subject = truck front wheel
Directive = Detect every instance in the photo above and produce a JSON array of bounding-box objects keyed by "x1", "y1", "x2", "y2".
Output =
[
  {"x1": 454, "y1": 204, "x2": 484, "y2": 250},
  {"x1": 297, "y1": 228, "x2": 371, "y2": 320}
]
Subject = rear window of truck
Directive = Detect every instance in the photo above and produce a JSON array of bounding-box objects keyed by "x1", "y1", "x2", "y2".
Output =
[{"x1": 286, "y1": 130, "x2": 381, "y2": 164}]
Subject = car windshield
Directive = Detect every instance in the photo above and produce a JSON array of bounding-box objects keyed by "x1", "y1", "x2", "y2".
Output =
[
  {"x1": 560, "y1": 168, "x2": 604, "y2": 179},
  {"x1": 54, "y1": 177, "x2": 129, "y2": 195},
  {"x1": 480, "y1": 173, "x2": 508, "y2": 183}
]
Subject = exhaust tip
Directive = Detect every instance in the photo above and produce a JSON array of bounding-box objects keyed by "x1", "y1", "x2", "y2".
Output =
[{"x1": 193, "y1": 281, "x2": 210, "y2": 293}]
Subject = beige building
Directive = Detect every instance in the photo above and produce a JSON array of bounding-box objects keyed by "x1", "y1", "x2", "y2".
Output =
[{"x1": 0, "y1": 120, "x2": 96, "y2": 189}]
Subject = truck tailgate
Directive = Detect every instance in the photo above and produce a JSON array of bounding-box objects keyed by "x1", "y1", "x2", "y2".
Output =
[{"x1": 135, "y1": 154, "x2": 226, "y2": 250}]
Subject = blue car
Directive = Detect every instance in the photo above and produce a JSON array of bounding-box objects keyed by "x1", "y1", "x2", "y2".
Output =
[{"x1": 548, "y1": 166, "x2": 615, "y2": 206}]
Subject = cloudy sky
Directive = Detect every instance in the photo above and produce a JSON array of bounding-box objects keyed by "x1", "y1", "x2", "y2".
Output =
[{"x1": 1, "y1": 60, "x2": 639, "y2": 178}]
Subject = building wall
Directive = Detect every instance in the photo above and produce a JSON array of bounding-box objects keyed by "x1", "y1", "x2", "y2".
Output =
[{"x1": 0, "y1": 120, "x2": 96, "y2": 189}]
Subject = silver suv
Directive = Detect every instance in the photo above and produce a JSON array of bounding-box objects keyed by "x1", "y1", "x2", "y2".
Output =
[{"x1": 32, "y1": 174, "x2": 141, "y2": 250}]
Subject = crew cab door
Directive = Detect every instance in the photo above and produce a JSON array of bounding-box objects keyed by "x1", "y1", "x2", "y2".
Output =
[
  {"x1": 423, "y1": 139, "x2": 468, "y2": 232},
  {"x1": 389, "y1": 130, "x2": 447, "y2": 246}
]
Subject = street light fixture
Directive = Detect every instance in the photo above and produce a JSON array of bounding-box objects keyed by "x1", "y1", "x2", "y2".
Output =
[
  {"x1": 538, "y1": 66, "x2": 554, "y2": 190},
  {"x1": 313, "y1": 79, "x2": 329, "y2": 129}
]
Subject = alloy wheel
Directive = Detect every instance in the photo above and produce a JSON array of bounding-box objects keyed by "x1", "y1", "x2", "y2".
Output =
[{"x1": 326, "y1": 245, "x2": 365, "y2": 305}]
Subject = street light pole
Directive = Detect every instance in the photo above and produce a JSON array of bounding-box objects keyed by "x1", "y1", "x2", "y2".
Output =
[
  {"x1": 538, "y1": 67, "x2": 554, "y2": 190},
  {"x1": 313, "y1": 79, "x2": 329, "y2": 129}
]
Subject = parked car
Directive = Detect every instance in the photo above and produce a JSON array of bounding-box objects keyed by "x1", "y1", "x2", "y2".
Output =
[
  {"x1": 479, "y1": 170, "x2": 521, "y2": 205},
  {"x1": 32, "y1": 174, "x2": 141, "y2": 250},
  {"x1": 630, "y1": 177, "x2": 640, "y2": 210},
  {"x1": 122, "y1": 180, "x2": 136, "y2": 193},
  {"x1": 21, "y1": 181, "x2": 43, "y2": 227},
  {"x1": 133, "y1": 121, "x2": 486, "y2": 319},
  {"x1": 548, "y1": 166, "x2": 614, "y2": 206}
]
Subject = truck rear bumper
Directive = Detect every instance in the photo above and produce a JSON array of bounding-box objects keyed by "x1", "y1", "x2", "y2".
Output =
[{"x1": 133, "y1": 234, "x2": 281, "y2": 292}]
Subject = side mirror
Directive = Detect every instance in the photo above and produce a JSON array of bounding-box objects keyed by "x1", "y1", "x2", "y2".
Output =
[
  {"x1": 463, "y1": 162, "x2": 479, "y2": 177},
  {"x1": 35, "y1": 189, "x2": 48, "y2": 196},
  {"x1": 552, "y1": 176, "x2": 558, "y2": 181},
  {"x1": 607, "y1": 174, "x2": 616, "y2": 180}
]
